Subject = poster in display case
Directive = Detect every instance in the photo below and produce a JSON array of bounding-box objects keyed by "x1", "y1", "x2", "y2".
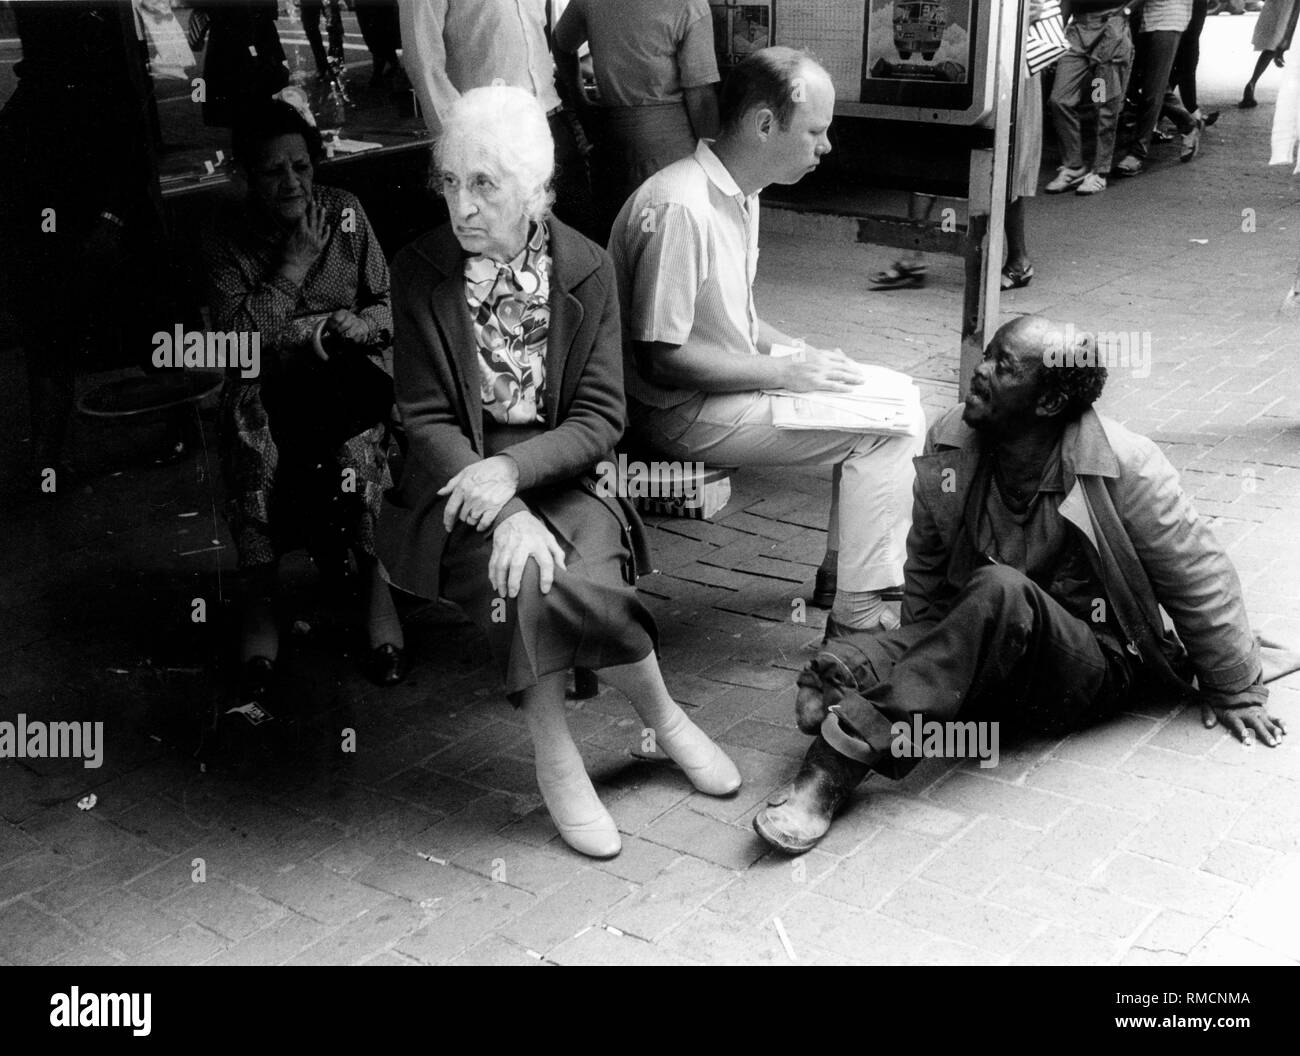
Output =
[
  {"x1": 762, "y1": 0, "x2": 996, "y2": 126},
  {"x1": 860, "y1": 0, "x2": 979, "y2": 112},
  {"x1": 710, "y1": 1, "x2": 773, "y2": 79}
]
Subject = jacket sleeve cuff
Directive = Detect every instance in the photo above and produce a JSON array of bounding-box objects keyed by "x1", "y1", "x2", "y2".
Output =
[
  {"x1": 497, "y1": 496, "x2": 530, "y2": 525},
  {"x1": 1195, "y1": 637, "x2": 1263, "y2": 695},
  {"x1": 503, "y1": 445, "x2": 542, "y2": 492}
]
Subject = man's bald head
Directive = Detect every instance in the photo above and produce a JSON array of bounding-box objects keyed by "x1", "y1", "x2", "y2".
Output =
[
  {"x1": 964, "y1": 316, "x2": 1108, "y2": 434},
  {"x1": 718, "y1": 47, "x2": 832, "y2": 135}
]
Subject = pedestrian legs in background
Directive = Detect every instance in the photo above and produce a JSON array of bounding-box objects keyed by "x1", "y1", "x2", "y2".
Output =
[
  {"x1": 1171, "y1": 0, "x2": 1208, "y2": 114},
  {"x1": 1002, "y1": 197, "x2": 1034, "y2": 289},
  {"x1": 546, "y1": 109, "x2": 601, "y2": 243},
  {"x1": 1116, "y1": 30, "x2": 1190, "y2": 174},
  {"x1": 1242, "y1": 51, "x2": 1281, "y2": 108},
  {"x1": 1047, "y1": 17, "x2": 1133, "y2": 191},
  {"x1": 1242, "y1": 0, "x2": 1300, "y2": 107},
  {"x1": 301, "y1": 0, "x2": 344, "y2": 79},
  {"x1": 870, "y1": 193, "x2": 935, "y2": 289},
  {"x1": 353, "y1": 0, "x2": 401, "y2": 89}
]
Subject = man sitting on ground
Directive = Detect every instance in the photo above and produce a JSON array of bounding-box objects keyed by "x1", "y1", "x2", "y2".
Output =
[
  {"x1": 754, "y1": 315, "x2": 1287, "y2": 853},
  {"x1": 608, "y1": 47, "x2": 925, "y2": 631}
]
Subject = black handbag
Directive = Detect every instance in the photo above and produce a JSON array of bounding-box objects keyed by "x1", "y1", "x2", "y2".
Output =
[{"x1": 261, "y1": 333, "x2": 394, "y2": 455}]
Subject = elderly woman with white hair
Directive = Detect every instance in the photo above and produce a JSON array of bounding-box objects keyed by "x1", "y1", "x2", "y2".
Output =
[{"x1": 377, "y1": 86, "x2": 741, "y2": 859}]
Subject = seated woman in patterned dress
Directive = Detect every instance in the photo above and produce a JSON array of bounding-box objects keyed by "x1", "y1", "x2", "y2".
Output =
[
  {"x1": 203, "y1": 101, "x2": 408, "y2": 721},
  {"x1": 378, "y1": 86, "x2": 741, "y2": 859}
]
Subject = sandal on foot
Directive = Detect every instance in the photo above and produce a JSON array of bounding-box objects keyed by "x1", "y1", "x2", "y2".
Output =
[
  {"x1": 1001, "y1": 262, "x2": 1034, "y2": 290},
  {"x1": 1113, "y1": 155, "x2": 1145, "y2": 177},
  {"x1": 869, "y1": 261, "x2": 926, "y2": 290}
]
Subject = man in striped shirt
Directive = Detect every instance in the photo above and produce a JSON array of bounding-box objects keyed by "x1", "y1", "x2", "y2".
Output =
[{"x1": 608, "y1": 47, "x2": 925, "y2": 635}]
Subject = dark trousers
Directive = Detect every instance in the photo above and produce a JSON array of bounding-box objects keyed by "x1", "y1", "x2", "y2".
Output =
[
  {"x1": 1170, "y1": 0, "x2": 1207, "y2": 112},
  {"x1": 301, "y1": 0, "x2": 343, "y2": 74},
  {"x1": 547, "y1": 109, "x2": 600, "y2": 243},
  {"x1": 824, "y1": 565, "x2": 1135, "y2": 779},
  {"x1": 353, "y1": 0, "x2": 400, "y2": 66},
  {"x1": 1124, "y1": 29, "x2": 1195, "y2": 160}
]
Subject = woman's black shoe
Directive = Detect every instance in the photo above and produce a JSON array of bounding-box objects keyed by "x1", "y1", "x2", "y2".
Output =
[
  {"x1": 366, "y1": 643, "x2": 409, "y2": 686},
  {"x1": 224, "y1": 656, "x2": 277, "y2": 728}
]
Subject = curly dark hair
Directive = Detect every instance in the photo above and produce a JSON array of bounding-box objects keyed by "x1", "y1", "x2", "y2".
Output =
[
  {"x1": 230, "y1": 99, "x2": 324, "y2": 170},
  {"x1": 1039, "y1": 329, "x2": 1108, "y2": 421}
]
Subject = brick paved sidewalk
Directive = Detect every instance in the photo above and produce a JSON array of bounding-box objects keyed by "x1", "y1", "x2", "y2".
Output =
[{"x1": 1, "y1": 23, "x2": 1298, "y2": 966}]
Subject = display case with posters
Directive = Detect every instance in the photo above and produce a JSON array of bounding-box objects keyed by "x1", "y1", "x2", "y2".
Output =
[
  {"x1": 709, "y1": 1, "x2": 773, "y2": 80},
  {"x1": 757, "y1": 0, "x2": 997, "y2": 126}
]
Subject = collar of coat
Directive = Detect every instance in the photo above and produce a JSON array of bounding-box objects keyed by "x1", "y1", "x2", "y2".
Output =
[
  {"x1": 407, "y1": 214, "x2": 603, "y2": 294},
  {"x1": 923, "y1": 405, "x2": 1120, "y2": 493},
  {"x1": 401, "y1": 215, "x2": 603, "y2": 436},
  {"x1": 917, "y1": 403, "x2": 1190, "y2": 690}
]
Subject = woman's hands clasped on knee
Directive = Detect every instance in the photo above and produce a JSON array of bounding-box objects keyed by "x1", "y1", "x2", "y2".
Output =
[
  {"x1": 440, "y1": 455, "x2": 520, "y2": 532},
  {"x1": 488, "y1": 510, "x2": 567, "y2": 599}
]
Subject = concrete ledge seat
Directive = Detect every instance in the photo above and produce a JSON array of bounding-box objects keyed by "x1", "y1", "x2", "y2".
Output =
[{"x1": 614, "y1": 439, "x2": 736, "y2": 521}]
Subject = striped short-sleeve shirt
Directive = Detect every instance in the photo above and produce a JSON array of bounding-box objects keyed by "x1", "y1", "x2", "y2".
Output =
[
  {"x1": 1139, "y1": 0, "x2": 1191, "y2": 33},
  {"x1": 608, "y1": 141, "x2": 761, "y2": 411}
]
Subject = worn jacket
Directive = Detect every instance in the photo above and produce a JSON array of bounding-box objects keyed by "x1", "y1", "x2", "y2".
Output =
[
  {"x1": 906, "y1": 406, "x2": 1265, "y2": 706},
  {"x1": 376, "y1": 216, "x2": 646, "y2": 602}
]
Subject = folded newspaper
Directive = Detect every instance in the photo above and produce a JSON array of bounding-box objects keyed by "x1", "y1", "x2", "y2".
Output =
[{"x1": 764, "y1": 346, "x2": 921, "y2": 436}]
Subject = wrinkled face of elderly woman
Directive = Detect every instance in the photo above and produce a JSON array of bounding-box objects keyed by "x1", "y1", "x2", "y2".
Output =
[
  {"x1": 250, "y1": 133, "x2": 314, "y2": 225},
  {"x1": 437, "y1": 136, "x2": 533, "y2": 263}
]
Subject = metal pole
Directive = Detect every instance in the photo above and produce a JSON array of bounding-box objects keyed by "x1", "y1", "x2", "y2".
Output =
[{"x1": 960, "y1": 0, "x2": 1024, "y2": 398}]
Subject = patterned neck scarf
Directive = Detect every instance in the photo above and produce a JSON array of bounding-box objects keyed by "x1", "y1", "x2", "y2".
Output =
[{"x1": 464, "y1": 220, "x2": 551, "y2": 426}]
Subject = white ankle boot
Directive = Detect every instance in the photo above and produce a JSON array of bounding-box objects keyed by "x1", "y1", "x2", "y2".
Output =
[
  {"x1": 652, "y1": 710, "x2": 742, "y2": 796},
  {"x1": 535, "y1": 762, "x2": 621, "y2": 859}
]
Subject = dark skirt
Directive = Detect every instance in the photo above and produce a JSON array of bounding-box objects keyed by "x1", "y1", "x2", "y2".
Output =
[
  {"x1": 220, "y1": 379, "x2": 392, "y2": 570},
  {"x1": 439, "y1": 484, "x2": 659, "y2": 702}
]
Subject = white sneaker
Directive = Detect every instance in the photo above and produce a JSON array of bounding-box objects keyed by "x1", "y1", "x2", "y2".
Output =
[
  {"x1": 1045, "y1": 165, "x2": 1087, "y2": 193},
  {"x1": 1075, "y1": 172, "x2": 1107, "y2": 195}
]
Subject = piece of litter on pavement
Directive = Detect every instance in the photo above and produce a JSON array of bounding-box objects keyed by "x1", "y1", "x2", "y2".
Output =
[
  {"x1": 418, "y1": 898, "x2": 442, "y2": 909},
  {"x1": 292, "y1": 620, "x2": 312, "y2": 635},
  {"x1": 772, "y1": 916, "x2": 798, "y2": 961},
  {"x1": 1189, "y1": 238, "x2": 1208, "y2": 245},
  {"x1": 76, "y1": 794, "x2": 97, "y2": 811}
]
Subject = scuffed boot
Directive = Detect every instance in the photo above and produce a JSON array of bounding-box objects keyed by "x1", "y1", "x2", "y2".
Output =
[{"x1": 754, "y1": 731, "x2": 874, "y2": 854}]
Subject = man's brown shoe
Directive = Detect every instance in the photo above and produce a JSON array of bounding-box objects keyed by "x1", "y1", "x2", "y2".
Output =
[{"x1": 754, "y1": 734, "x2": 873, "y2": 854}]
